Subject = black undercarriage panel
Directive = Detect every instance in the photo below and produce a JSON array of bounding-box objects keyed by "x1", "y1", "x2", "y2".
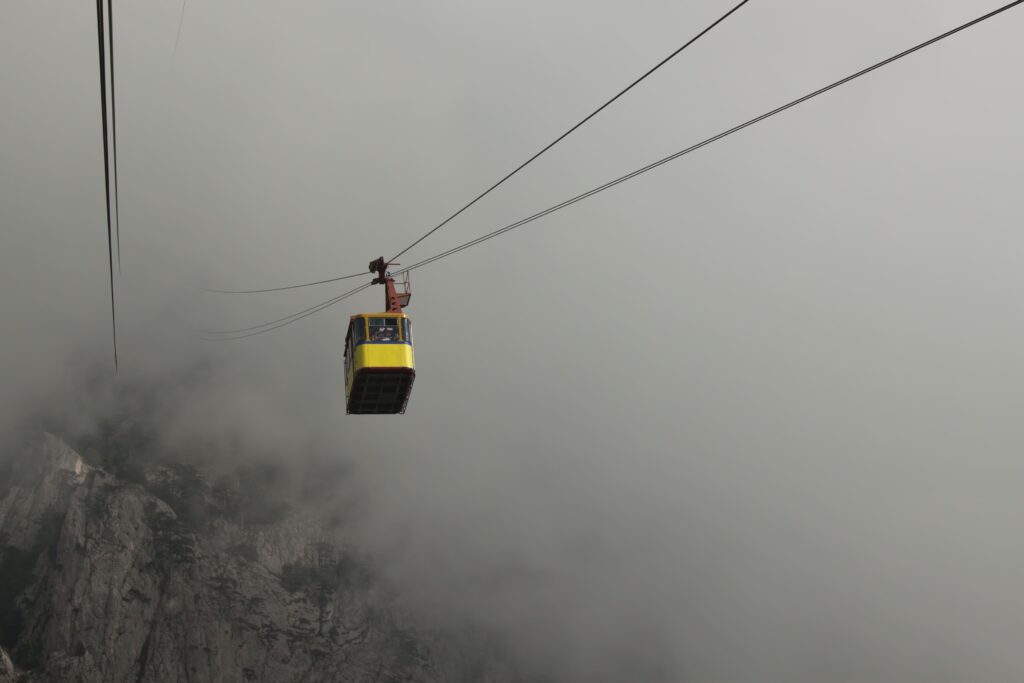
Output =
[{"x1": 347, "y1": 369, "x2": 416, "y2": 414}]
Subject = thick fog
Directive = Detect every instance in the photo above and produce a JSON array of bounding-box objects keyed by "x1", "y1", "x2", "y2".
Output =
[{"x1": 3, "y1": 1, "x2": 1024, "y2": 680}]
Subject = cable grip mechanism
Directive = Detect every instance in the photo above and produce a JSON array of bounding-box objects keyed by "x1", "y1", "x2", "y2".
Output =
[{"x1": 369, "y1": 257, "x2": 411, "y2": 313}]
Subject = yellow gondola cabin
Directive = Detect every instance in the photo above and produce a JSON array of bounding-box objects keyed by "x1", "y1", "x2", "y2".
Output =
[{"x1": 344, "y1": 259, "x2": 415, "y2": 414}]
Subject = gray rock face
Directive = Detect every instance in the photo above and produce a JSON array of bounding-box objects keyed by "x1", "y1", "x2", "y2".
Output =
[
  {"x1": 0, "y1": 434, "x2": 515, "y2": 682},
  {"x1": 0, "y1": 647, "x2": 15, "y2": 682}
]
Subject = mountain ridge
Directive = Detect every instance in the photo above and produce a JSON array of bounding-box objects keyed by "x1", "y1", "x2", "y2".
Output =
[{"x1": 0, "y1": 433, "x2": 520, "y2": 682}]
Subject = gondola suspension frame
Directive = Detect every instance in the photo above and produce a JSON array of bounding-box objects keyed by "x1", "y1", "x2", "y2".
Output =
[{"x1": 369, "y1": 257, "x2": 411, "y2": 313}]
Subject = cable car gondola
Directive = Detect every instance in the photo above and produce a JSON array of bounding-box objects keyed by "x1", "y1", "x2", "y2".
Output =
[{"x1": 344, "y1": 258, "x2": 415, "y2": 414}]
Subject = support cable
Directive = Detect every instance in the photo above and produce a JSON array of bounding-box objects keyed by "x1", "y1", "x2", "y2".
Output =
[
  {"x1": 388, "y1": 0, "x2": 754, "y2": 262},
  {"x1": 96, "y1": 0, "x2": 119, "y2": 369},
  {"x1": 205, "y1": 0, "x2": 753, "y2": 295},
  {"x1": 173, "y1": 0, "x2": 187, "y2": 57},
  {"x1": 393, "y1": 0, "x2": 1024, "y2": 277},
  {"x1": 200, "y1": 283, "x2": 372, "y2": 340},
  {"x1": 202, "y1": 271, "x2": 367, "y2": 294},
  {"x1": 108, "y1": 0, "x2": 122, "y2": 272},
  {"x1": 201, "y1": 0, "x2": 1023, "y2": 342}
]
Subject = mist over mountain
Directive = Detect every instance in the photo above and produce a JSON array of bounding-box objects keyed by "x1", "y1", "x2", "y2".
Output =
[
  {"x1": 0, "y1": 362, "x2": 689, "y2": 682},
  {"x1": 0, "y1": 374, "x2": 531, "y2": 682},
  {"x1": 5, "y1": 1, "x2": 1024, "y2": 681}
]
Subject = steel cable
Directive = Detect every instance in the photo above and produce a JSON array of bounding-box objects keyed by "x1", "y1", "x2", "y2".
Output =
[
  {"x1": 202, "y1": 271, "x2": 367, "y2": 294},
  {"x1": 96, "y1": 0, "x2": 118, "y2": 369},
  {"x1": 387, "y1": 0, "x2": 755, "y2": 262},
  {"x1": 200, "y1": 283, "x2": 373, "y2": 339},
  {"x1": 203, "y1": 0, "x2": 1023, "y2": 341},
  {"x1": 108, "y1": 0, "x2": 122, "y2": 273},
  {"x1": 205, "y1": 0, "x2": 753, "y2": 296},
  {"x1": 394, "y1": 0, "x2": 1024, "y2": 276}
]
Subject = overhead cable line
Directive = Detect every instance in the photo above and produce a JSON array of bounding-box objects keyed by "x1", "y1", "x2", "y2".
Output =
[
  {"x1": 203, "y1": 0, "x2": 751, "y2": 296},
  {"x1": 201, "y1": 0, "x2": 1023, "y2": 342},
  {"x1": 387, "y1": 0, "x2": 753, "y2": 263},
  {"x1": 202, "y1": 271, "x2": 367, "y2": 294},
  {"x1": 200, "y1": 283, "x2": 372, "y2": 340},
  {"x1": 108, "y1": 0, "x2": 122, "y2": 272},
  {"x1": 391, "y1": 0, "x2": 1024, "y2": 277},
  {"x1": 173, "y1": 0, "x2": 187, "y2": 58},
  {"x1": 95, "y1": 0, "x2": 119, "y2": 369}
]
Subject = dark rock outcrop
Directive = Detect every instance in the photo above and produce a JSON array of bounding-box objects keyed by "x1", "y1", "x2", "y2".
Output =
[
  {"x1": 0, "y1": 647, "x2": 15, "y2": 682},
  {"x1": 0, "y1": 434, "x2": 514, "y2": 682}
]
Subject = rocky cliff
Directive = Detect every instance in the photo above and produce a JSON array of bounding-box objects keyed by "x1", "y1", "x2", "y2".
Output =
[{"x1": 0, "y1": 434, "x2": 517, "y2": 682}]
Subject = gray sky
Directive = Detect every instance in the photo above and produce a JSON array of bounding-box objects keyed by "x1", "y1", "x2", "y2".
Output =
[{"x1": 3, "y1": 1, "x2": 1024, "y2": 680}]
